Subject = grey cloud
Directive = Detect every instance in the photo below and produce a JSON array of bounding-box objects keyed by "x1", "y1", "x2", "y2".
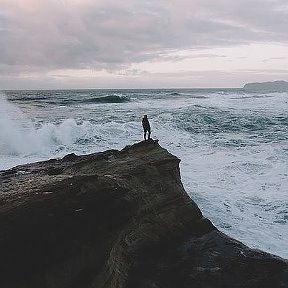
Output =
[
  {"x1": 263, "y1": 57, "x2": 287, "y2": 62},
  {"x1": 198, "y1": 0, "x2": 288, "y2": 40},
  {"x1": 237, "y1": 68, "x2": 288, "y2": 74},
  {"x1": 0, "y1": 0, "x2": 288, "y2": 76}
]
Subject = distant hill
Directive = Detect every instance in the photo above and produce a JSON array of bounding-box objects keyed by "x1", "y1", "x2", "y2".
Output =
[{"x1": 243, "y1": 80, "x2": 288, "y2": 92}]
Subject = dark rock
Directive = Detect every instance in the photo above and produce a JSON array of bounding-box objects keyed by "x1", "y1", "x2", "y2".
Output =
[
  {"x1": 1, "y1": 167, "x2": 17, "y2": 176},
  {"x1": 46, "y1": 167, "x2": 64, "y2": 175},
  {"x1": 0, "y1": 141, "x2": 287, "y2": 288},
  {"x1": 62, "y1": 153, "x2": 78, "y2": 161}
]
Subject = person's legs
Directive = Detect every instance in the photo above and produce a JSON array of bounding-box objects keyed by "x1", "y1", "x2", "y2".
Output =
[
  {"x1": 144, "y1": 130, "x2": 147, "y2": 140},
  {"x1": 148, "y1": 130, "x2": 151, "y2": 139}
]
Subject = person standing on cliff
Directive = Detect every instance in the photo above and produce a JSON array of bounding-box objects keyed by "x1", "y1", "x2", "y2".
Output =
[{"x1": 142, "y1": 115, "x2": 151, "y2": 140}]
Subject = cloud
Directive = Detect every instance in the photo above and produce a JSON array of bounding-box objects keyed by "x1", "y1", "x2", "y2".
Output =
[
  {"x1": 0, "y1": 0, "x2": 288, "y2": 81},
  {"x1": 263, "y1": 56, "x2": 288, "y2": 62}
]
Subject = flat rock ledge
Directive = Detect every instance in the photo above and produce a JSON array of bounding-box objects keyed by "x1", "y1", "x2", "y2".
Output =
[{"x1": 0, "y1": 140, "x2": 287, "y2": 288}]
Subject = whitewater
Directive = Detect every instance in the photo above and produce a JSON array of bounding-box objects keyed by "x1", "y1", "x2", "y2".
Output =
[{"x1": 0, "y1": 88, "x2": 287, "y2": 259}]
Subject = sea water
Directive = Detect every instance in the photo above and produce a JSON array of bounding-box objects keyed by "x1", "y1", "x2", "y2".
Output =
[{"x1": 1, "y1": 88, "x2": 287, "y2": 259}]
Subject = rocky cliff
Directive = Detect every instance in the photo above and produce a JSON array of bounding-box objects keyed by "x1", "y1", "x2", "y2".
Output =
[{"x1": 0, "y1": 140, "x2": 287, "y2": 288}]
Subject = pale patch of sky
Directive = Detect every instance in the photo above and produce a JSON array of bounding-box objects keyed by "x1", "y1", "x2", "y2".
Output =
[{"x1": 0, "y1": 0, "x2": 287, "y2": 89}]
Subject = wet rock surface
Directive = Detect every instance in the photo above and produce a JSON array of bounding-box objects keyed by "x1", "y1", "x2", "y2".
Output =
[{"x1": 0, "y1": 140, "x2": 287, "y2": 288}]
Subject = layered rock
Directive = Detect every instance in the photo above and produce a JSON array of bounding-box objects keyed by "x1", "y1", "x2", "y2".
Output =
[{"x1": 0, "y1": 140, "x2": 287, "y2": 288}]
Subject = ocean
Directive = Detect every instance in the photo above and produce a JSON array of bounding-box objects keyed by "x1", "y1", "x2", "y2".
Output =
[{"x1": 1, "y1": 88, "x2": 287, "y2": 259}]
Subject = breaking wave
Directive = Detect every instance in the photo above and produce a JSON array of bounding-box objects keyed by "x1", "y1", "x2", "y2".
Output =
[
  {"x1": 172, "y1": 106, "x2": 288, "y2": 141},
  {"x1": 0, "y1": 94, "x2": 97, "y2": 157},
  {"x1": 7, "y1": 92, "x2": 131, "y2": 106},
  {"x1": 81, "y1": 95, "x2": 130, "y2": 104}
]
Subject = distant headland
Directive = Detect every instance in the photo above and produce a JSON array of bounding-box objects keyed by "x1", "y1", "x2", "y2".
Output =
[{"x1": 243, "y1": 80, "x2": 288, "y2": 92}]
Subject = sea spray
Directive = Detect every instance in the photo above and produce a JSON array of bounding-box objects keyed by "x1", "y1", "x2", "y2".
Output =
[
  {"x1": 0, "y1": 93, "x2": 100, "y2": 167},
  {"x1": 36, "y1": 119, "x2": 94, "y2": 147},
  {"x1": 0, "y1": 93, "x2": 43, "y2": 155}
]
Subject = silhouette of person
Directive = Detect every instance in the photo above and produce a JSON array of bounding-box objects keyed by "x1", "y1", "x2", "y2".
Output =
[{"x1": 142, "y1": 115, "x2": 151, "y2": 140}]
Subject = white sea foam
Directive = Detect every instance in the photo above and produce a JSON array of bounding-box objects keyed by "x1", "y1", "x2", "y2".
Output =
[
  {"x1": 0, "y1": 94, "x2": 105, "y2": 169},
  {"x1": 0, "y1": 94, "x2": 43, "y2": 156},
  {"x1": 0, "y1": 97, "x2": 137, "y2": 170}
]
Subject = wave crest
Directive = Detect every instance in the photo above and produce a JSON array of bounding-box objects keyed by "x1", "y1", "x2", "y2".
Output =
[{"x1": 83, "y1": 95, "x2": 130, "y2": 104}]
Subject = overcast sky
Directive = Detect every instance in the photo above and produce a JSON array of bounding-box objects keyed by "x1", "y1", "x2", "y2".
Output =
[{"x1": 1, "y1": 0, "x2": 288, "y2": 89}]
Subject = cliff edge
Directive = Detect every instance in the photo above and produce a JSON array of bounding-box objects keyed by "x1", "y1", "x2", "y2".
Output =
[{"x1": 0, "y1": 140, "x2": 287, "y2": 288}]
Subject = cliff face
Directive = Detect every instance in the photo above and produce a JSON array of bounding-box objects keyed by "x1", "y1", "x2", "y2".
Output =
[{"x1": 0, "y1": 140, "x2": 287, "y2": 288}]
